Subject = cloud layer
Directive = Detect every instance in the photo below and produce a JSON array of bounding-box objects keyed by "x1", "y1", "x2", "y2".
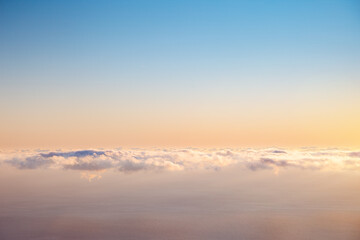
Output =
[{"x1": 1, "y1": 148, "x2": 360, "y2": 175}]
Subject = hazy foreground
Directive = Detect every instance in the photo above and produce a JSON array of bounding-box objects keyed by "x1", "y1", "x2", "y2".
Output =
[{"x1": 0, "y1": 148, "x2": 360, "y2": 240}]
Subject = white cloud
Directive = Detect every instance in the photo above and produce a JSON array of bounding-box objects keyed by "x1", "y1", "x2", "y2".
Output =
[{"x1": 1, "y1": 148, "x2": 359, "y2": 174}]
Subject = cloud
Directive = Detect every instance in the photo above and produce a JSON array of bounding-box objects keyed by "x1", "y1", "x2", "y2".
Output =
[
  {"x1": 1, "y1": 148, "x2": 359, "y2": 174},
  {"x1": 40, "y1": 150, "x2": 106, "y2": 158},
  {"x1": 63, "y1": 159, "x2": 113, "y2": 171},
  {"x1": 81, "y1": 172, "x2": 103, "y2": 182},
  {"x1": 272, "y1": 150, "x2": 287, "y2": 154},
  {"x1": 349, "y1": 152, "x2": 360, "y2": 158},
  {"x1": 6, "y1": 156, "x2": 54, "y2": 169}
]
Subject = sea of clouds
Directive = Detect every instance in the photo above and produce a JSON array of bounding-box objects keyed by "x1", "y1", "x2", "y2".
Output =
[{"x1": 1, "y1": 148, "x2": 359, "y2": 175}]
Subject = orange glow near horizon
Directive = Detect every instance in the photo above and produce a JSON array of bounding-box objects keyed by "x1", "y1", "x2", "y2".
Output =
[{"x1": 1, "y1": 100, "x2": 359, "y2": 149}]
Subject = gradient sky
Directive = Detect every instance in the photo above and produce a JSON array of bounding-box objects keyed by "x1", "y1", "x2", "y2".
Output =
[{"x1": 0, "y1": 0, "x2": 359, "y2": 148}]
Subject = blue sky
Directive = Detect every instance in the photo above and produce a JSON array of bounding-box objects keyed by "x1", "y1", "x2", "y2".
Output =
[
  {"x1": 1, "y1": 0, "x2": 359, "y2": 87},
  {"x1": 0, "y1": 0, "x2": 359, "y2": 148}
]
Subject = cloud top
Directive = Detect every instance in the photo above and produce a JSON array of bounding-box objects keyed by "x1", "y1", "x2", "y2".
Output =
[{"x1": 1, "y1": 148, "x2": 359, "y2": 174}]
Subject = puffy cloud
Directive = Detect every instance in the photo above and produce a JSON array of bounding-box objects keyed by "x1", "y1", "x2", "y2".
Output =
[
  {"x1": 247, "y1": 158, "x2": 292, "y2": 171},
  {"x1": 1, "y1": 148, "x2": 359, "y2": 174},
  {"x1": 6, "y1": 156, "x2": 54, "y2": 169},
  {"x1": 63, "y1": 159, "x2": 113, "y2": 171}
]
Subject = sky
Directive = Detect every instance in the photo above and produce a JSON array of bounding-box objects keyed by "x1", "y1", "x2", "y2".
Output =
[{"x1": 0, "y1": 0, "x2": 359, "y2": 149}]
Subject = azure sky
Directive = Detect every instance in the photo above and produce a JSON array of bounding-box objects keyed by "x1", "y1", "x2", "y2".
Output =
[{"x1": 0, "y1": 0, "x2": 359, "y2": 148}]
